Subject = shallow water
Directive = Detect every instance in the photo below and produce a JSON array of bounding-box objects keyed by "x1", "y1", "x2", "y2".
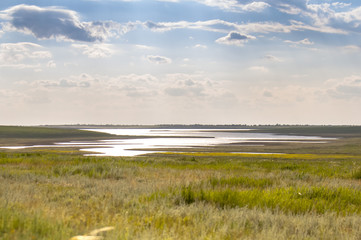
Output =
[
  {"x1": 0, "y1": 128, "x2": 333, "y2": 156},
  {"x1": 78, "y1": 129, "x2": 332, "y2": 156}
]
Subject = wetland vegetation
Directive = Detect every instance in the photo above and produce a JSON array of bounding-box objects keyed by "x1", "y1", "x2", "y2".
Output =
[{"x1": 1, "y1": 125, "x2": 361, "y2": 239}]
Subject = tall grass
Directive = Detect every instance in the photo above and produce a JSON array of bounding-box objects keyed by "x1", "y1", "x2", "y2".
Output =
[
  {"x1": 209, "y1": 176, "x2": 274, "y2": 189},
  {"x1": 179, "y1": 185, "x2": 361, "y2": 215},
  {"x1": 1, "y1": 134, "x2": 361, "y2": 239},
  {"x1": 0, "y1": 207, "x2": 72, "y2": 240}
]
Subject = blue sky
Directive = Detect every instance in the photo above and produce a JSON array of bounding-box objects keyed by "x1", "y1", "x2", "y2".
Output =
[{"x1": 0, "y1": 0, "x2": 361, "y2": 125}]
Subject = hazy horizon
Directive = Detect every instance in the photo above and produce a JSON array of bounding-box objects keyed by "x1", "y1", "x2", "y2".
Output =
[{"x1": 1, "y1": 1, "x2": 361, "y2": 125}]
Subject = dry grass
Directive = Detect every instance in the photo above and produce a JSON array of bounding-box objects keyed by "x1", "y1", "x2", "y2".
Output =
[{"x1": 1, "y1": 126, "x2": 361, "y2": 239}]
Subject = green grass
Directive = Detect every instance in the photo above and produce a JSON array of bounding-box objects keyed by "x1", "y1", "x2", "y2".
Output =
[
  {"x1": 208, "y1": 176, "x2": 274, "y2": 189},
  {"x1": 179, "y1": 185, "x2": 361, "y2": 215},
  {"x1": 0, "y1": 208, "x2": 72, "y2": 240},
  {"x1": 1, "y1": 126, "x2": 361, "y2": 239},
  {"x1": 0, "y1": 126, "x2": 118, "y2": 146},
  {"x1": 250, "y1": 125, "x2": 361, "y2": 137},
  {"x1": 0, "y1": 126, "x2": 114, "y2": 139}
]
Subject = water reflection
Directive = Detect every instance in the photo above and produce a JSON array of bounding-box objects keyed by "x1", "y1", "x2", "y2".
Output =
[
  {"x1": 77, "y1": 129, "x2": 332, "y2": 156},
  {"x1": 0, "y1": 129, "x2": 334, "y2": 157}
]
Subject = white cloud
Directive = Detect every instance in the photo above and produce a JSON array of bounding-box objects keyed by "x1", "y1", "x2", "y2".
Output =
[
  {"x1": 284, "y1": 38, "x2": 314, "y2": 45},
  {"x1": 216, "y1": 31, "x2": 256, "y2": 46},
  {"x1": 146, "y1": 55, "x2": 172, "y2": 64},
  {"x1": 143, "y1": 19, "x2": 250, "y2": 33},
  {"x1": 241, "y1": 2, "x2": 270, "y2": 12},
  {"x1": 27, "y1": 72, "x2": 227, "y2": 103},
  {"x1": 264, "y1": 55, "x2": 282, "y2": 62},
  {"x1": 276, "y1": 3, "x2": 303, "y2": 15},
  {"x1": 34, "y1": 73, "x2": 94, "y2": 88},
  {"x1": 0, "y1": 63, "x2": 41, "y2": 69},
  {"x1": 331, "y1": 2, "x2": 351, "y2": 9},
  {"x1": 193, "y1": 0, "x2": 270, "y2": 12},
  {"x1": 335, "y1": 6, "x2": 361, "y2": 23},
  {"x1": 47, "y1": 60, "x2": 56, "y2": 68},
  {"x1": 157, "y1": 0, "x2": 179, "y2": 2},
  {"x1": 0, "y1": 42, "x2": 51, "y2": 70},
  {"x1": 72, "y1": 43, "x2": 115, "y2": 58},
  {"x1": 143, "y1": 1, "x2": 361, "y2": 36},
  {"x1": 258, "y1": 1, "x2": 361, "y2": 35},
  {"x1": 164, "y1": 78, "x2": 204, "y2": 96},
  {"x1": 144, "y1": 18, "x2": 345, "y2": 36},
  {"x1": 327, "y1": 75, "x2": 361, "y2": 99},
  {"x1": 0, "y1": 42, "x2": 51, "y2": 63},
  {"x1": 249, "y1": 66, "x2": 269, "y2": 73},
  {"x1": 162, "y1": 73, "x2": 220, "y2": 98},
  {"x1": 134, "y1": 44, "x2": 155, "y2": 50},
  {"x1": 341, "y1": 45, "x2": 361, "y2": 53},
  {"x1": 194, "y1": 44, "x2": 207, "y2": 49}
]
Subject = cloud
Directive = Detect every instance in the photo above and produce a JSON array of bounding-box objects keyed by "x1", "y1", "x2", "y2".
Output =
[
  {"x1": 0, "y1": 42, "x2": 51, "y2": 70},
  {"x1": 249, "y1": 66, "x2": 269, "y2": 73},
  {"x1": 287, "y1": 1, "x2": 361, "y2": 34},
  {"x1": 134, "y1": 44, "x2": 155, "y2": 50},
  {"x1": 0, "y1": 63, "x2": 41, "y2": 69},
  {"x1": 332, "y1": 2, "x2": 351, "y2": 9},
  {"x1": 110, "y1": 74, "x2": 159, "y2": 97},
  {"x1": 164, "y1": 80, "x2": 204, "y2": 97},
  {"x1": 327, "y1": 75, "x2": 361, "y2": 99},
  {"x1": 341, "y1": 45, "x2": 361, "y2": 53},
  {"x1": 194, "y1": 44, "x2": 207, "y2": 49},
  {"x1": 193, "y1": 1, "x2": 270, "y2": 12},
  {"x1": 47, "y1": 60, "x2": 56, "y2": 68},
  {"x1": 4, "y1": 2, "x2": 359, "y2": 45},
  {"x1": 10, "y1": 71, "x2": 242, "y2": 125},
  {"x1": 331, "y1": 6, "x2": 361, "y2": 33},
  {"x1": 163, "y1": 73, "x2": 213, "y2": 97},
  {"x1": 0, "y1": 42, "x2": 51, "y2": 63},
  {"x1": 143, "y1": 18, "x2": 345, "y2": 36},
  {"x1": 284, "y1": 38, "x2": 314, "y2": 45},
  {"x1": 1, "y1": 4, "x2": 128, "y2": 42},
  {"x1": 264, "y1": 55, "x2": 282, "y2": 62},
  {"x1": 258, "y1": 1, "x2": 361, "y2": 35},
  {"x1": 146, "y1": 55, "x2": 172, "y2": 64},
  {"x1": 274, "y1": 3, "x2": 304, "y2": 15},
  {"x1": 146, "y1": 1, "x2": 361, "y2": 35},
  {"x1": 35, "y1": 73, "x2": 94, "y2": 88},
  {"x1": 216, "y1": 31, "x2": 256, "y2": 46},
  {"x1": 144, "y1": 19, "x2": 238, "y2": 33},
  {"x1": 72, "y1": 43, "x2": 115, "y2": 58},
  {"x1": 252, "y1": 85, "x2": 319, "y2": 107}
]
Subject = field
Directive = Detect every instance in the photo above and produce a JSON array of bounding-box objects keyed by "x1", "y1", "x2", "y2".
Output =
[{"x1": 1, "y1": 125, "x2": 361, "y2": 239}]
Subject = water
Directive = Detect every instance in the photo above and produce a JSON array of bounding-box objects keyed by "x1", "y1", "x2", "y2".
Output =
[
  {"x1": 76, "y1": 129, "x2": 331, "y2": 156},
  {"x1": 0, "y1": 128, "x2": 333, "y2": 156}
]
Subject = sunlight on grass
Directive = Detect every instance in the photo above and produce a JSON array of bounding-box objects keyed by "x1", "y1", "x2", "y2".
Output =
[
  {"x1": 160, "y1": 151, "x2": 359, "y2": 160},
  {"x1": 69, "y1": 226, "x2": 114, "y2": 240},
  {"x1": 179, "y1": 185, "x2": 361, "y2": 215},
  {"x1": 1, "y1": 131, "x2": 361, "y2": 239}
]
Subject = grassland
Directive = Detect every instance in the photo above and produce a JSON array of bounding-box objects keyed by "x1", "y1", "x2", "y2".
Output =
[
  {"x1": 0, "y1": 126, "x2": 121, "y2": 146},
  {"x1": 1, "y1": 125, "x2": 361, "y2": 239}
]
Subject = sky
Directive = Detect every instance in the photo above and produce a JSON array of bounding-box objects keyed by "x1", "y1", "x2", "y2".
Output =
[{"x1": 0, "y1": 0, "x2": 361, "y2": 125}]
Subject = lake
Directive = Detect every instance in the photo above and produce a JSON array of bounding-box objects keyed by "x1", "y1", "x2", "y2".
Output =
[
  {"x1": 73, "y1": 129, "x2": 332, "y2": 156},
  {"x1": 0, "y1": 128, "x2": 333, "y2": 156}
]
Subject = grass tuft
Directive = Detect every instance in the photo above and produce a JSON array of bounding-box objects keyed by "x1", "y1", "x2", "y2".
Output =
[
  {"x1": 209, "y1": 176, "x2": 274, "y2": 189},
  {"x1": 178, "y1": 185, "x2": 361, "y2": 215}
]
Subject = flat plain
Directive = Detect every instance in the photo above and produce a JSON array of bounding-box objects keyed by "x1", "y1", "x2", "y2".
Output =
[{"x1": 1, "y1": 125, "x2": 361, "y2": 239}]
